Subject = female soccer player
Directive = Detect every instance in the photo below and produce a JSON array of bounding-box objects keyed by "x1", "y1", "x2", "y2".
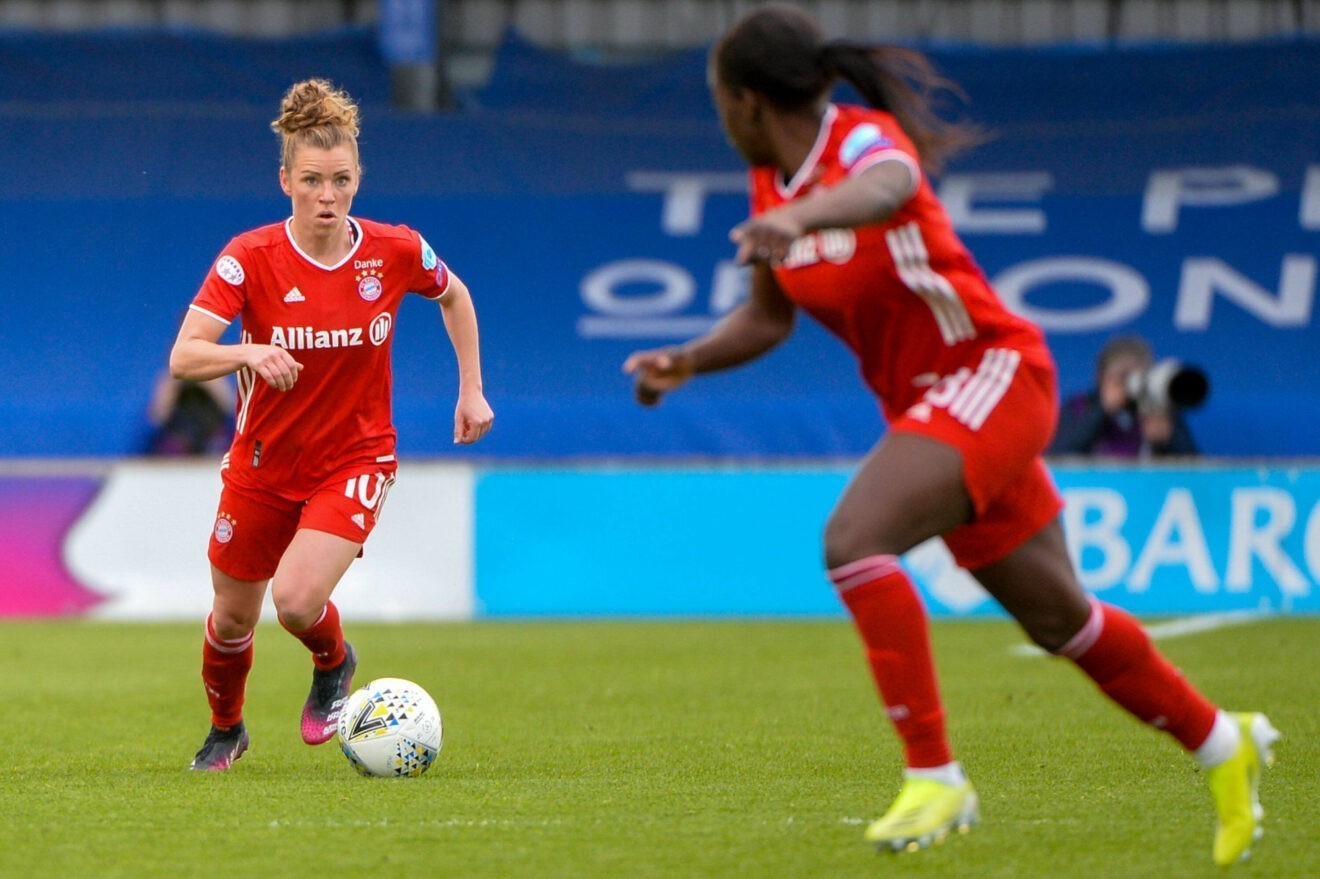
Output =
[
  {"x1": 624, "y1": 5, "x2": 1274, "y2": 866},
  {"x1": 171, "y1": 79, "x2": 493, "y2": 771}
]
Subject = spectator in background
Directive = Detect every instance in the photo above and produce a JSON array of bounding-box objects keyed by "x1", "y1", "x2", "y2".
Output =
[
  {"x1": 624, "y1": 4, "x2": 1265, "y2": 866},
  {"x1": 1051, "y1": 336, "x2": 1199, "y2": 458},
  {"x1": 145, "y1": 371, "x2": 235, "y2": 456}
]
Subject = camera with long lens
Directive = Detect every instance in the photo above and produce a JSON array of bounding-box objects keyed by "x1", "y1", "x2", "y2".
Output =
[{"x1": 1125, "y1": 359, "x2": 1210, "y2": 411}]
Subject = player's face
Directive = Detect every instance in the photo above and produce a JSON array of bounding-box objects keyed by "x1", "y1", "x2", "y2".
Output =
[
  {"x1": 280, "y1": 144, "x2": 361, "y2": 235},
  {"x1": 708, "y1": 65, "x2": 769, "y2": 167}
]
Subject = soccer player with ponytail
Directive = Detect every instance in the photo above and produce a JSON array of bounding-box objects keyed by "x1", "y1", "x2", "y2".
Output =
[
  {"x1": 624, "y1": 5, "x2": 1274, "y2": 865},
  {"x1": 171, "y1": 79, "x2": 493, "y2": 770}
]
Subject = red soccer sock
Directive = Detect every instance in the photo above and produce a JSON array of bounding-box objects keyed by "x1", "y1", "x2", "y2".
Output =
[
  {"x1": 202, "y1": 614, "x2": 254, "y2": 729},
  {"x1": 832, "y1": 555, "x2": 953, "y2": 769},
  {"x1": 1057, "y1": 600, "x2": 1217, "y2": 751},
  {"x1": 280, "y1": 600, "x2": 346, "y2": 670}
]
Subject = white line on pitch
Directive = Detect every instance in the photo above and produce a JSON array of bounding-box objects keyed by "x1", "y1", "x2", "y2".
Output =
[{"x1": 1009, "y1": 610, "x2": 1268, "y2": 657}]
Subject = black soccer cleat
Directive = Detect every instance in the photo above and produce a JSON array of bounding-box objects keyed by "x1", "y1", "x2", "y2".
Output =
[
  {"x1": 189, "y1": 721, "x2": 249, "y2": 771},
  {"x1": 300, "y1": 642, "x2": 357, "y2": 745}
]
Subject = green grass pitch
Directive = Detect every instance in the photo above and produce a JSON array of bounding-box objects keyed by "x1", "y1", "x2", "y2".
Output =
[{"x1": 0, "y1": 617, "x2": 1315, "y2": 878}]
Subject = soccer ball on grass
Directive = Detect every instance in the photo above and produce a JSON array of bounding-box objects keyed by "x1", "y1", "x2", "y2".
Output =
[{"x1": 337, "y1": 677, "x2": 442, "y2": 777}]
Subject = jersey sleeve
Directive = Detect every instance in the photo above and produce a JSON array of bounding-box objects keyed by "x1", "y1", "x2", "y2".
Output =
[
  {"x1": 191, "y1": 240, "x2": 250, "y2": 326},
  {"x1": 406, "y1": 228, "x2": 454, "y2": 301},
  {"x1": 838, "y1": 116, "x2": 922, "y2": 200}
]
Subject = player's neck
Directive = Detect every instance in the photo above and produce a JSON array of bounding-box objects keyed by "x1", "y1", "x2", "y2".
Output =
[
  {"x1": 289, "y1": 217, "x2": 355, "y2": 264},
  {"x1": 769, "y1": 107, "x2": 827, "y2": 186}
]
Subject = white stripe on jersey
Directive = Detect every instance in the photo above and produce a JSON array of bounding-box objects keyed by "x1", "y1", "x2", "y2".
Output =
[
  {"x1": 885, "y1": 221, "x2": 976, "y2": 345},
  {"x1": 849, "y1": 149, "x2": 922, "y2": 200},
  {"x1": 188, "y1": 304, "x2": 231, "y2": 327},
  {"x1": 948, "y1": 347, "x2": 1021, "y2": 431},
  {"x1": 235, "y1": 331, "x2": 256, "y2": 435}
]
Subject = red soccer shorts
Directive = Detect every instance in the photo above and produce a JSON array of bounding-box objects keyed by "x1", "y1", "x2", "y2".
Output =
[
  {"x1": 208, "y1": 463, "x2": 397, "y2": 583},
  {"x1": 889, "y1": 347, "x2": 1064, "y2": 571}
]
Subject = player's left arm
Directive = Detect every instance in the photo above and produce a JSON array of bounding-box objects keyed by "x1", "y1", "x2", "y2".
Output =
[
  {"x1": 435, "y1": 271, "x2": 494, "y2": 444},
  {"x1": 730, "y1": 160, "x2": 915, "y2": 264}
]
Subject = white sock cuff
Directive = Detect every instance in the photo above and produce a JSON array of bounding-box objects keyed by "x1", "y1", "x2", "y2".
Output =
[
  {"x1": 905, "y1": 761, "x2": 967, "y2": 787},
  {"x1": 1194, "y1": 710, "x2": 1241, "y2": 768},
  {"x1": 205, "y1": 615, "x2": 254, "y2": 654}
]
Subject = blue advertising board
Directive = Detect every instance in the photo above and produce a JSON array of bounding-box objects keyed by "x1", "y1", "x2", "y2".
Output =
[{"x1": 474, "y1": 464, "x2": 1320, "y2": 617}]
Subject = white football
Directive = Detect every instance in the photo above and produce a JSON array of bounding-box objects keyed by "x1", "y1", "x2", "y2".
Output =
[{"x1": 336, "y1": 677, "x2": 443, "y2": 778}]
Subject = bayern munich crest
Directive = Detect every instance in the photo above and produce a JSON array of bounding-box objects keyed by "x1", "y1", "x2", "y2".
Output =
[
  {"x1": 213, "y1": 514, "x2": 235, "y2": 544},
  {"x1": 357, "y1": 269, "x2": 383, "y2": 302}
]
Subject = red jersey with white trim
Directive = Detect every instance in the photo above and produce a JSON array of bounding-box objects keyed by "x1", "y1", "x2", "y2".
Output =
[
  {"x1": 191, "y1": 217, "x2": 451, "y2": 500},
  {"x1": 749, "y1": 103, "x2": 1052, "y2": 423}
]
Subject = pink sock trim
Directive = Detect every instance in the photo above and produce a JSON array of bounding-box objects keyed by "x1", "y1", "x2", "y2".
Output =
[
  {"x1": 1055, "y1": 599, "x2": 1104, "y2": 659},
  {"x1": 205, "y1": 615, "x2": 253, "y2": 654},
  {"x1": 828, "y1": 554, "x2": 902, "y2": 592},
  {"x1": 282, "y1": 603, "x2": 329, "y2": 635}
]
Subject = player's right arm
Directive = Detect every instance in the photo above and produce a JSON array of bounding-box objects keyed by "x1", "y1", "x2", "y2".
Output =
[
  {"x1": 623, "y1": 261, "x2": 796, "y2": 406},
  {"x1": 169, "y1": 309, "x2": 303, "y2": 392}
]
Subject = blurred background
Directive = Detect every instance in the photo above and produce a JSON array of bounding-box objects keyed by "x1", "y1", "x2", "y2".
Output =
[{"x1": 1, "y1": 0, "x2": 1318, "y2": 620}]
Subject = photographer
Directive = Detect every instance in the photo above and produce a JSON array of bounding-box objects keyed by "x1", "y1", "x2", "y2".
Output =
[{"x1": 1051, "y1": 336, "x2": 1204, "y2": 459}]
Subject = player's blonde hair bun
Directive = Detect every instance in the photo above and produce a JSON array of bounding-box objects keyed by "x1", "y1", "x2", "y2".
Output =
[{"x1": 271, "y1": 79, "x2": 361, "y2": 169}]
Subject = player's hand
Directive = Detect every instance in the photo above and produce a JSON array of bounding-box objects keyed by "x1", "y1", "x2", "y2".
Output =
[
  {"x1": 622, "y1": 347, "x2": 694, "y2": 406},
  {"x1": 454, "y1": 391, "x2": 494, "y2": 444},
  {"x1": 730, "y1": 209, "x2": 804, "y2": 265},
  {"x1": 245, "y1": 344, "x2": 303, "y2": 392}
]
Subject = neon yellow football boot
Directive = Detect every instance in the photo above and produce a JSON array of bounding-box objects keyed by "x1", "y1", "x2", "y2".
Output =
[
  {"x1": 1207, "y1": 712, "x2": 1280, "y2": 867},
  {"x1": 864, "y1": 777, "x2": 979, "y2": 853}
]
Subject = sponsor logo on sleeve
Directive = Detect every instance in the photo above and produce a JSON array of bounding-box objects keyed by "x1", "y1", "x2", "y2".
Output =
[
  {"x1": 215, "y1": 255, "x2": 245, "y2": 286},
  {"x1": 839, "y1": 123, "x2": 893, "y2": 168},
  {"x1": 419, "y1": 236, "x2": 438, "y2": 271}
]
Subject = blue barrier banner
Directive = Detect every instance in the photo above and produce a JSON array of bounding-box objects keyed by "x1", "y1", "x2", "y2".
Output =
[
  {"x1": 0, "y1": 27, "x2": 389, "y2": 105},
  {"x1": 378, "y1": 0, "x2": 436, "y2": 65},
  {"x1": 1054, "y1": 466, "x2": 1320, "y2": 614},
  {"x1": 0, "y1": 31, "x2": 1316, "y2": 457},
  {"x1": 474, "y1": 464, "x2": 1320, "y2": 617},
  {"x1": 475, "y1": 468, "x2": 844, "y2": 616}
]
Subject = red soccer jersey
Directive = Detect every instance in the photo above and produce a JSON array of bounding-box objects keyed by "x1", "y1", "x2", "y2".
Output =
[
  {"x1": 191, "y1": 217, "x2": 451, "y2": 500},
  {"x1": 749, "y1": 103, "x2": 1052, "y2": 422}
]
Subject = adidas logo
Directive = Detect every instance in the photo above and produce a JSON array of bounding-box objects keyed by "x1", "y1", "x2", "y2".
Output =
[
  {"x1": 284, "y1": 287, "x2": 305, "y2": 303},
  {"x1": 351, "y1": 512, "x2": 365, "y2": 529}
]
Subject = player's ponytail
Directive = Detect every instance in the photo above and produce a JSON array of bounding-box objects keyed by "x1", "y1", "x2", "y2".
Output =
[
  {"x1": 716, "y1": 3, "x2": 983, "y2": 174},
  {"x1": 817, "y1": 41, "x2": 983, "y2": 174},
  {"x1": 271, "y1": 79, "x2": 361, "y2": 170}
]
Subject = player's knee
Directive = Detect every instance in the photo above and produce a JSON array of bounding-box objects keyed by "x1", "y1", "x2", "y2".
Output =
[
  {"x1": 211, "y1": 609, "x2": 258, "y2": 640},
  {"x1": 1022, "y1": 603, "x2": 1093, "y2": 653},
  {"x1": 273, "y1": 593, "x2": 323, "y2": 633},
  {"x1": 823, "y1": 512, "x2": 898, "y2": 570}
]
